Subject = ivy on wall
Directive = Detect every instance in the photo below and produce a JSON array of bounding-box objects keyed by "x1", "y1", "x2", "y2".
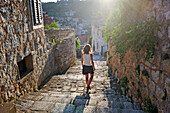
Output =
[
  {"x1": 103, "y1": 3, "x2": 161, "y2": 63},
  {"x1": 144, "y1": 98, "x2": 158, "y2": 113}
]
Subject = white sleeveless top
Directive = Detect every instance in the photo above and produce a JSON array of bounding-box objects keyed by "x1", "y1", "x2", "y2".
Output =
[{"x1": 83, "y1": 54, "x2": 92, "y2": 66}]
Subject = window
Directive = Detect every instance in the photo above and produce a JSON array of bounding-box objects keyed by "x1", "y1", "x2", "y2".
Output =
[
  {"x1": 30, "y1": 0, "x2": 43, "y2": 29},
  {"x1": 97, "y1": 42, "x2": 98, "y2": 49},
  {"x1": 17, "y1": 54, "x2": 33, "y2": 79},
  {"x1": 32, "y1": 0, "x2": 42, "y2": 25}
]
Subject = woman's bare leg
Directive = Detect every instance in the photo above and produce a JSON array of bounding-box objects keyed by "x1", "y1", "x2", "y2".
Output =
[
  {"x1": 87, "y1": 74, "x2": 94, "y2": 89},
  {"x1": 85, "y1": 74, "x2": 89, "y2": 86}
]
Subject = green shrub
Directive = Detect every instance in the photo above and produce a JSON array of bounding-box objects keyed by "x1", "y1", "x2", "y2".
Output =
[
  {"x1": 135, "y1": 65, "x2": 140, "y2": 75},
  {"x1": 107, "y1": 56, "x2": 112, "y2": 61},
  {"x1": 161, "y1": 90, "x2": 167, "y2": 100},
  {"x1": 75, "y1": 38, "x2": 80, "y2": 50},
  {"x1": 51, "y1": 36, "x2": 56, "y2": 45},
  {"x1": 34, "y1": 88, "x2": 39, "y2": 92},
  {"x1": 120, "y1": 76, "x2": 129, "y2": 88},
  {"x1": 132, "y1": 82, "x2": 134, "y2": 86},
  {"x1": 107, "y1": 51, "x2": 110, "y2": 57},
  {"x1": 142, "y1": 69, "x2": 149, "y2": 76},
  {"x1": 93, "y1": 44, "x2": 95, "y2": 51},
  {"x1": 162, "y1": 54, "x2": 169, "y2": 60},
  {"x1": 144, "y1": 98, "x2": 158, "y2": 113},
  {"x1": 138, "y1": 81, "x2": 140, "y2": 85},
  {"x1": 45, "y1": 22, "x2": 59, "y2": 30},
  {"x1": 137, "y1": 89, "x2": 141, "y2": 98},
  {"x1": 87, "y1": 37, "x2": 92, "y2": 45}
]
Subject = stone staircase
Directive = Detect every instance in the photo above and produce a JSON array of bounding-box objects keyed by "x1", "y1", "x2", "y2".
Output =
[{"x1": 15, "y1": 61, "x2": 145, "y2": 113}]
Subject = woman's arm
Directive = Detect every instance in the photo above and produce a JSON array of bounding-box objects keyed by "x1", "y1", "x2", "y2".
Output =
[
  {"x1": 90, "y1": 54, "x2": 95, "y2": 71},
  {"x1": 81, "y1": 54, "x2": 83, "y2": 68}
]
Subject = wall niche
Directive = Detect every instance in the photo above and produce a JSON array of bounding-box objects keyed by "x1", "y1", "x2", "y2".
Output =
[{"x1": 17, "y1": 54, "x2": 33, "y2": 79}]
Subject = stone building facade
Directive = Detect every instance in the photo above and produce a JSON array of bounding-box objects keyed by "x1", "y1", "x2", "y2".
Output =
[
  {"x1": 0, "y1": 0, "x2": 53, "y2": 103},
  {"x1": 0, "y1": 0, "x2": 76, "y2": 104},
  {"x1": 92, "y1": 23, "x2": 108, "y2": 56},
  {"x1": 107, "y1": 0, "x2": 170, "y2": 113}
]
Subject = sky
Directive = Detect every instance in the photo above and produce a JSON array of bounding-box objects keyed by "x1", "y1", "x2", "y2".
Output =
[
  {"x1": 42, "y1": 0, "x2": 57, "y2": 2},
  {"x1": 41, "y1": 0, "x2": 113, "y2": 3}
]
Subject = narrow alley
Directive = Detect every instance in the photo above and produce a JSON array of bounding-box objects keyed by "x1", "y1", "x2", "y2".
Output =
[
  {"x1": 15, "y1": 59, "x2": 145, "y2": 113},
  {"x1": 0, "y1": 0, "x2": 169, "y2": 113}
]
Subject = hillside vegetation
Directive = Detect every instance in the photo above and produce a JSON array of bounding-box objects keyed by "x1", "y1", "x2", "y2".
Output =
[{"x1": 42, "y1": 1, "x2": 114, "y2": 21}]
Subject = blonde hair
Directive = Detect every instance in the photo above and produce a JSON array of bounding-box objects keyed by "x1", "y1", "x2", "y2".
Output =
[{"x1": 82, "y1": 44, "x2": 92, "y2": 54}]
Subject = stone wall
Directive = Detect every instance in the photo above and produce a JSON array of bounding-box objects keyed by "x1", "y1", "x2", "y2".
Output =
[
  {"x1": 45, "y1": 28, "x2": 74, "y2": 40},
  {"x1": 0, "y1": 0, "x2": 76, "y2": 104},
  {"x1": 107, "y1": 0, "x2": 170, "y2": 113},
  {"x1": 45, "y1": 28, "x2": 76, "y2": 74},
  {"x1": 77, "y1": 45, "x2": 84, "y2": 58},
  {"x1": 0, "y1": 0, "x2": 54, "y2": 103}
]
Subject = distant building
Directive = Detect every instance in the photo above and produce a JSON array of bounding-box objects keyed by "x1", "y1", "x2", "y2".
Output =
[
  {"x1": 59, "y1": 26, "x2": 70, "y2": 29},
  {"x1": 78, "y1": 36, "x2": 90, "y2": 45},
  {"x1": 81, "y1": 30, "x2": 88, "y2": 35},
  {"x1": 66, "y1": 17, "x2": 72, "y2": 21},
  {"x1": 65, "y1": 10, "x2": 76, "y2": 16},
  {"x1": 55, "y1": 17, "x2": 64, "y2": 21},
  {"x1": 91, "y1": 23, "x2": 108, "y2": 56},
  {"x1": 73, "y1": 18, "x2": 79, "y2": 22},
  {"x1": 43, "y1": 12, "x2": 54, "y2": 26}
]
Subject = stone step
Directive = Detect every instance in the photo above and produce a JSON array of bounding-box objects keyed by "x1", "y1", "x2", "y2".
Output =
[
  {"x1": 76, "y1": 105, "x2": 96, "y2": 113},
  {"x1": 111, "y1": 108, "x2": 146, "y2": 113},
  {"x1": 111, "y1": 101, "x2": 141, "y2": 110},
  {"x1": 30, "y1": 101, "x2": 54, "y2": 112},
  {"x1": 50, "y1": 103, "x2": 76, "y2": 113},
  {"x1": 13, "y1": 61, "x2": 145, "y2": 113},
  {"x1": 15, "y1": 99, "x2": 34, "y2": 111},
  {"x1": 0, "y1": 103, "x2": 16, "y2": 113},
  {"x1": 73, "y1": 98, "x2": 97, "y2": 106},
  {"x1": 96, "y1": 107, "x2": 111, "y2": 113},
  {"x1": 51, "y1": 103, "x2": 97, "y2": 113}
]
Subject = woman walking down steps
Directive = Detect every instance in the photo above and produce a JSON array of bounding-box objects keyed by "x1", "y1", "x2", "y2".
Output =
[{"x1": 81, "y1": 44, "x2": 95, "y2": 91}]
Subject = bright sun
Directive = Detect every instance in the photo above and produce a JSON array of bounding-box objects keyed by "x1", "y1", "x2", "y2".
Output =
[
  {"x1": 102, "y1": 0, "x2": 115, "y2": 4},
  {"x1": 103, "y1": 0, "x2": 113, "y2": 2},
  {"x1": 101, "y1": 0, "x2": 115, "y2": 6}
]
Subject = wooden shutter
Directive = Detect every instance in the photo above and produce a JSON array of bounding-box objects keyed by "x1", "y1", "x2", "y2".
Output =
[
  {"x1": 38, "y1": 0, "x2": 42, "y2": 24},
  {"x1": 32, "y1": 0, "x2": 43, "y2": 25}
]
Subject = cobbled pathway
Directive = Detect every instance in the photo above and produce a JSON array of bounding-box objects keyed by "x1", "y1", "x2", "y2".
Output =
[{"x1": 15, "y1": 61, "x2": 145, "y2": 113}]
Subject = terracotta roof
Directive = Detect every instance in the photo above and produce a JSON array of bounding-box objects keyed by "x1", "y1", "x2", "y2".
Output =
[
  {"x1": 43, "y1": 16, "x2": 54, "y2": 26},
  {"x1": 78, "y1": 36, "x2": 90, "y2": 43}
]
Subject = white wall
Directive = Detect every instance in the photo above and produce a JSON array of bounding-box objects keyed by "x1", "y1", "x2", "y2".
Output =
[{"x1": 91, "y1": 24, "x2": 108, "y2": 56}]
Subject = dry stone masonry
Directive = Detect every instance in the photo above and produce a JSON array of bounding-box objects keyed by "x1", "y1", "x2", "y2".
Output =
[
  {"x1": 107, "y1": 0, "x2": 170, "y2": 113},
  {"x1": 45, "y1": 28, "x2": 76, "y2": 74},
  {"x1": 0, "y1": 0, "x2": 52, "y2": 103},
  {"x1": 0, "y1": 0, "x2": 76, "y2": 105}
]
